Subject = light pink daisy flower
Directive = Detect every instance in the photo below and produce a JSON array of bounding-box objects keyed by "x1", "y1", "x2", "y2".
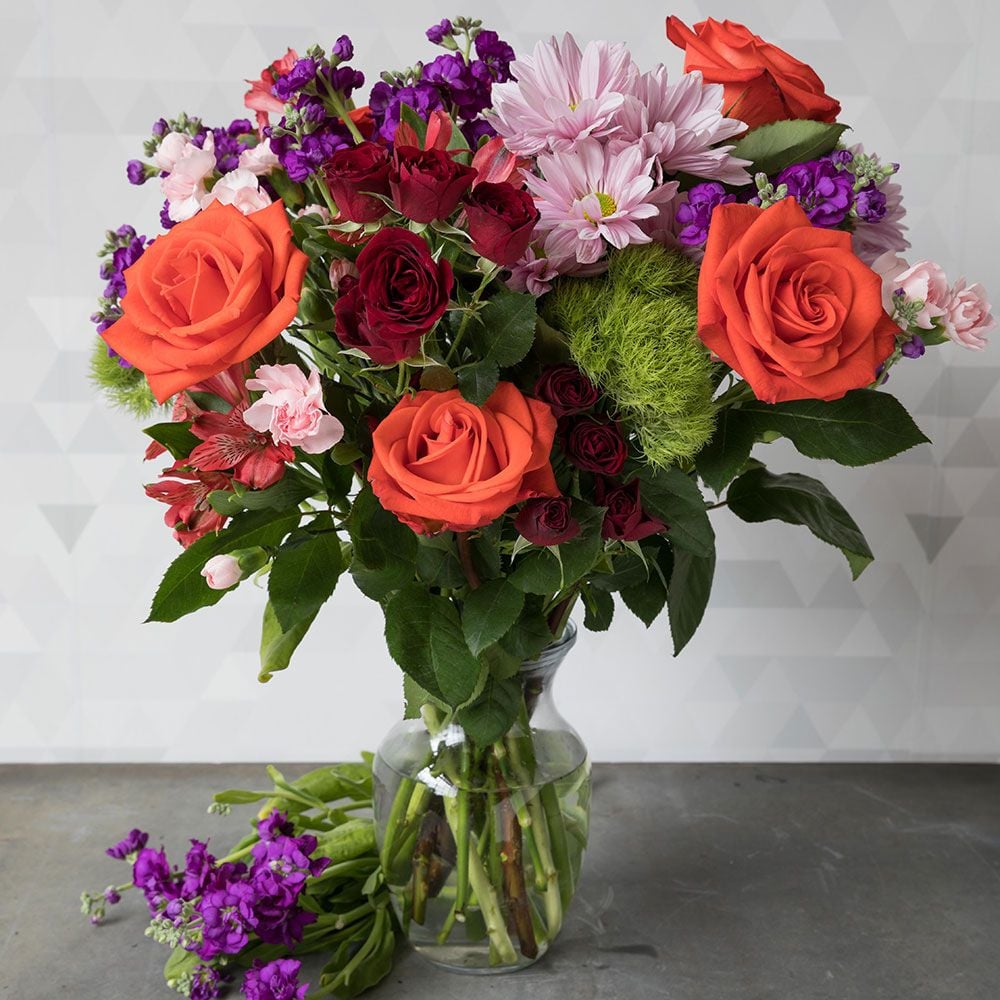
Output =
[
  {"x1": 613, "y1": 67, "x2": 751, "y2": 186},
  {"x1": 487, "y1": 34, "x2": 638, "y2": 155},
  {"x1": 526, "y1": 139, "x2": 677, "y2": 266}
]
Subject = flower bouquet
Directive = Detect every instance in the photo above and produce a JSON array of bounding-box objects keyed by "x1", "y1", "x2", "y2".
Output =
[{"x1": 87, "y1": 11, "x2": 992, "y2": 996}]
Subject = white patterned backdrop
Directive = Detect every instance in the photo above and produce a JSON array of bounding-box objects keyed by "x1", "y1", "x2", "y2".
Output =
[{"x1": 1, "y1": 0, "x2": 998, "y2": 763}]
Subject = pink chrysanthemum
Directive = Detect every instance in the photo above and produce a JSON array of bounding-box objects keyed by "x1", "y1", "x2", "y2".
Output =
[
  {"x1": 526, "y1": 139, "x2": 677, "y2": 266},
  {"x1": 487, "y1": 34, "x2": 637, "y2": 155},
  {"x1": 613, "y1": 66, "x2": 751, "y2": 185}
]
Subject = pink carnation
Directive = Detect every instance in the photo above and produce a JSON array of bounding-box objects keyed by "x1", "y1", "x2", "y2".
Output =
[
  {"x1": 244, "y1": 365, "x2": 344, "y2": 454},
  {"x1": 892, "y1": 260, "x2": 950, "y2": 330},
  {"x1": 201, "y1": 168, "x2": 272, "y2": 215},
  {"x1": 943, "y1": 279, "x2": 994, "y2": 351},
  {"x1": 161, "y1": 134, "x2": 216, "y2": 222}
]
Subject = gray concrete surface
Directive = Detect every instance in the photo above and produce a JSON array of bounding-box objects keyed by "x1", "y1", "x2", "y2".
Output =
[{"x1": 1, "y1": 763, "x2": 998, "y2": 999}]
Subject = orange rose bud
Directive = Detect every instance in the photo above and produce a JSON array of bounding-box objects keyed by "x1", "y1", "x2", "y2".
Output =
[
  {"x1": 102, "y1": 202, "x2": 308, "y2": 404},
  {"x1": 368, "y1": 383, "x2": 559, "y2": 535},
  {"x1": 665, "y1": 16, "x2": 841, "y2": 129},
  {"x1": 696, "y1": 198, "x2": 898, "y2": 404}
]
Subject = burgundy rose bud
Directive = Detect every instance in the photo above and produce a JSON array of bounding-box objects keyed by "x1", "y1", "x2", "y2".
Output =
[
  {"x1": 390, "y1": 146, "x2": 478, "y2": 223},
  {"x1": 595, "y1": 478, "x2": 665, "y2": 542},
  {"x1": 464, "y1": 181, "x2": 540, "y2": 266},
  {"x1": 565, "y1": 417, "x2": 628, "y2": 475},
  {"x1": 514, "y1": 497, "x2": 581, "y2": 546},
  {"x1": 534, "y1": 364, "x2": 599, "y2": 418},
  {"x1": 333, "y1": 274, "x2": 422, "y2": 365},
  {"x1": 323, "y1": 142, "x2": 392, "y2": 223}
]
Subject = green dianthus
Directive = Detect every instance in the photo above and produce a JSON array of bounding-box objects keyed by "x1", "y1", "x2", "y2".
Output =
[
  {"x1": 89, "y1": 336, "x2": 159, "y2": 419},
  {"x1": 542, "y1": 244, "x2": 717, "y2": 466}
]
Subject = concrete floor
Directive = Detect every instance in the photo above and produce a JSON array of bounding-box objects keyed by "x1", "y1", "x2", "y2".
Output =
[{"x1": 1, "y1": 763, "x2": 998, "y2": 999}]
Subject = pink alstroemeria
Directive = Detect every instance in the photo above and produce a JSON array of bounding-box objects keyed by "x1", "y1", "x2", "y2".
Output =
[
  {"x1": 145, "y1": 465, "x2": 232, "y2": 548},
  {"x1": 488, "y1": 34, "x2": 637, "y2": 155},
  {"x1": 188, "y1": 404, "x2": 293, "y2": 490},
  {"x1": 245, "y1": 48, "x2": 299, "y2": 131},
  {"x1": 526, "y1": 139, "x2": 676, "y2": 265}
]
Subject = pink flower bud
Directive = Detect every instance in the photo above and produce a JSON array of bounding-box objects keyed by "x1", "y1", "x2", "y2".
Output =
[
  {"x1": 201, "y1": 554, "x2": 242, "y2": 590},
  {"x1": 943, "y1": 278, "x2": 994, "y2": 351},
  {"x1": 328, "y1": 258, "x2": 359, "y2": 293}
]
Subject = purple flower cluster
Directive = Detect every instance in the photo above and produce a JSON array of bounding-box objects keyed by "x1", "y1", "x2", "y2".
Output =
[
  {"x1": 91, "y1": 225, "x2": 152, "y2": 358},
  {"x1": 775, "y1": 157, "x2": 855, "y2": 227},
  {"x1": 242, "y1": 958, "x2": 309, "y2": 1000},
  {"x1": 368, "y1": 24, "x2": 514, "y2": 144},
  {"x1": 675, "y1": 182, "x2": 737, "y2": 245},
  {"x1": 190, "y1": 963, "x2": 225, "y2": 1000},
  {"x1": 106, "y1": 827, "x2": 149, "y2": 860},
  {"x1": 201, "y1": 118, "x2": 255, "y2": 173}
]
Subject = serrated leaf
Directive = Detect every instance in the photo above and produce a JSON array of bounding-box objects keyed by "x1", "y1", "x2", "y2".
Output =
[
  {"x1": 259, "y1": 600, "x2": 317, "y2": 681},
  {"x1": 143, "y1": 421, "x2": 200, "y2": 460},
  {"x1": 727, "y1": 467, "x2": 873, "y2": 579},
  {"x1": 731, "y1": 120, "x2": 850, "y2": 175},
  {"x1": 471, "y1": 291, "x2": 537, "y2": 368},
  {"x1": 633, "y1": 468, "x2": 714, "y2": 557},
  {"x1": 498, "y1": 609, "x2": 553, "y2": 662},
  {"x1": 208, "y1": 476, "x2": 314, "y2": 515},
  {"x1": 740, "y1": 389, "x2": 930, "y2": 466},
  {"x1": 457, "y1": 676, "x2": 522, "y2": 746},
  {"x1": 667, "y1": 546, "x2": 715, "y2": 656},
  {"x1": 462, "y1": 579, "x2": 525, "y2": 655},
  {"x1": 456, "y1": 361, "x2": 499, "y2": 405},
  {"x1": 621, "y1": 576, "x2": 667, "y2": 628},
  {"x1": 268, "y1": 517, "x2": 344, "y2": 632},
  {"x1": 147, "y1": 509, "x2": 299, "y2": 623},
  {"x1": 695, "y1": 407, "x2": 756, "y2": 495},
  {"x1": 509, "y1": 504, "x2": 605, "y2": 595},
  {"x1": 581, "y1": 585, "x2": 614, "y2": 632},
  {"x1": 347, "y1": 485, "x2": 418, "y2": 572}
]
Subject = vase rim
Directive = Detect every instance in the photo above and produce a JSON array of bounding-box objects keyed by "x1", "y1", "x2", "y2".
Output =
[{"x1": 521, "y1": 618, "x2": 577, "y2": 675}]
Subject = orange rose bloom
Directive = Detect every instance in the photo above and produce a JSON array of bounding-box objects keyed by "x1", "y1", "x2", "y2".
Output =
[
  {"x1": 666, "y1": 17, "x2": 841, "y2": 129},
  {"x1": 697, "y1": 198, "x2": 898, "y2": 404},
  {"x1": 368, "y1": 383, "x2": 559, "y2": 534},
  {"x1": 102, "y1": 202, "x2": 308, "y2": 403}
]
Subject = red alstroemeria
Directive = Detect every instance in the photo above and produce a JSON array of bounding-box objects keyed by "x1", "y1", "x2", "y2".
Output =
[
  {"x1": 145, "y1": 465, "x2": 233, "y2": 548},
  {"x1": 189, "y1": 404, "x2": 293, "y2": 489},
  {"x1": 471, "y1": 136, "x2": 532, "y2": 188},
  {"x1": 244, "y1": 48, "x2": 299, "y2": 131},
  {"x1": 394, "y1": 109, "x2": 454, "y2": 151}
]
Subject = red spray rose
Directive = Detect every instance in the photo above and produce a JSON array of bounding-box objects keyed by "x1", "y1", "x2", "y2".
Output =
[
  {"x1": 464, "y1": 181, "x2": 540, "y2": 266},
  {"x1": 514, "y1": 497, "x2": 581, "y2": 546},
  {"x1": 565, "y1": 417, "x2": 627, "y2": 475},
  {"x1": 323, "y1": 143, "x2": 392, "y2": 223},
  {"x1": 389, "y1": 146, "x2": 477, "y2": 223},
  {"x1": 595, "y1": 479, "x2": 665, "y2": 542},
  {"x1": 334, "y1": 228, "x2": 453, "y2": 363},
  {"x1": 534, "y1": 364, "x2": 599, "y2": 418}
]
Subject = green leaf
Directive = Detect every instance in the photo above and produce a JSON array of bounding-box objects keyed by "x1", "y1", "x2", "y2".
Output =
[
  {"x1": 498, "y1": 608, "x2": 553, "y2": 662},
  {"x1": 213, "y1": 789, "x2": 269, "y2": 805},
  {"x1": 621, "y1": 578, "x2": 667, "y2": 628},
  {"x1": 471, "y1": 291, "x2": 537, "y2": 368},
  {"x1": 509, "y1": 504, "x2": 605, "y2": 595},
  {"x1": 457, "y1": 676, "x2": 522, "y2": 746},
  {"x1": 727, "y1": 467, "x2": 874, "y2": 579},
  {"x1": 462, "y1": 579, "x2": 525, "y2": 655},
  {"x1": 147, "y1": 509, "x2": 300, "y2": 623},
  {"x1": 347, "y1": 485, "x2": 418, "y2": 572},
  {"x1": 143, "y1": 421, "x2": 200, "y2": 460},
  {"x1": 268, "y1": 517, "x2": 344, "y2": 632},
  {"x1": 731, "y1": 120, "x2": 850, "y2": 175},
  {"x1": 397, "y1": 102, "x2": 428, "y2": 145},
  {"x1": 164, "y1": 947, "x2": 199, "y2": 986},
  {"x1": 667, "y1": 546, "x2": 715, "y2": 656},
  {"x1": 259, "y1": 600, "x2": 317, "y2": 682},
  {"x1": 415, "y1": 536, "x2": 466, "y2": 589},
  {"x1": 208, "y1": 476, "x2": 314, "y2": 515},
  {"x1": 581, "y1": 585, "x2": 614, "y2": 632},
  {"x1": 351, "y1": 561, "x2": 415, "y2": 603},
  {"x1": 384, "y1": 584, "x2": 481, "y2": 707},
  {"x1": 456, "y1": 360, "x2": 499, "y2": 405},
  {"x1": 634, "y1": 468, "x2": 714, "y2": 557},
  {"x1": 695, "y1": 407, "x2": 756, "y2": 494},
  {"x1": 739, "y1": 389, "x2": 930, "y2": 466}
]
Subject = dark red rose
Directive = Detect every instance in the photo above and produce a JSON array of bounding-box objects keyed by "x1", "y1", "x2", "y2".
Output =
[
  {"x1": 323, "y1": 142, "x2": 392, "y2": 223},
  {"x1": 514, "y1": 497, "x2": 580, "y2": 546},
  {"x1": 565, "y1": 417, "x2": 627, "y2": 475},
  {"x1": 333, "y1": 275, "x2": 421, "y2": 365},
  {"x1": 534, "y1": 364, "x2": 599, "y2": 418},
  {"x1": 595, "y1": 479, "x2": 665, "y2": 542},
  {"x1": 334, "y1": 227, "x2": 453, "y2": 364},
  {"x1": 390, "y1": 146, "x2": 477, "y2": 223},
  {"x1": 464, "y1": 181, "x2": 540, "y2": 266}
]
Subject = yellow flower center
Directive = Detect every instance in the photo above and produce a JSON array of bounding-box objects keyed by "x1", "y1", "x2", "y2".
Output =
[{"x1": 583, "y1": 192, "x2": 618, "y2": 223}]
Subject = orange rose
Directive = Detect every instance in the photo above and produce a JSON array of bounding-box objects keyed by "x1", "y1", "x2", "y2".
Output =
[
  {"x1": 368, "y1": 383, "x2": 559, "y2": 534},
  {"x1": 666, "y1": 16, "x2": 841, "y2": 129},
  {"x1": 697, "y1": 198, "x2": 897, "y2": 403},
  {"x1": 102, "y1": 201, "x2": 308, "y2": 403}
]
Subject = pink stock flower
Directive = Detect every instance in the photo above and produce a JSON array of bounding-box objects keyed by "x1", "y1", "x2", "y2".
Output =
[
  {"x1": 161, "y1": 134, "x2": 217, "y2": 222},
  {"x1": 153, "y1": 131, "x2": 197, "y2": 172},
  {"x1": 526, "y1": 139, "x2": 676, "y2": 265},
  {"x1": 201, "y1": 554, "x2": 241, "y2": 590},
  {"x1": 613, "y1": 67, "x2": 750, "y2": 185},
  {"x1": 488, "y1": 34, "x2": 637, "y2": 155},
  {"x1": 244, "y1": 364, "x2": 345, "y2": 454},
  {"x1": 201, "y1": 168, "x2": 272, "y2": 215},
  {"x1": 943, "y1": 278, "x2": 994, "y2": 350},
  {"x1": 238, "y1": 139, "x2": 279, "y2": 175}
]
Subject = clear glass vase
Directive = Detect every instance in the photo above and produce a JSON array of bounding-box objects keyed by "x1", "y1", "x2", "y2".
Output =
[{"x1": 372, "y1": 620, "x2": 590, "y2": 973}]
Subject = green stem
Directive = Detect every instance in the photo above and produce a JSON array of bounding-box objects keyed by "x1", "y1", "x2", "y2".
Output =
[
  {"x1": 454, "y1": 743, "x2": 472, "y2": 914},
  {"x1": 317, "y1": 73, "x2": 365, "y2": 145},
  {"x1": 444, "y1": 269, "x2": 495, "y2": 365},
  {"x1": 394, "y1": 362, "x2": 408, "y2": 397},
  {"x1": 540, "y1": 783, "x2": 574, "y2": 909},
  {"x1": 379, "y1": 776, "x2": 414, "y2": 872}
]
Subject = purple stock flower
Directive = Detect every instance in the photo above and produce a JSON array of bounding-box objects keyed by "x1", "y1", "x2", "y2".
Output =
[
  {"x1": 423, "y1": 54, "x2": 492, "y2": 119},
  {"x1": 461, "y1": 117, "x2": 496, "y2": 148},
  {"x1": 775, "y1": 157, "x2": 854, "y2": 227},
  {"x1": 829, "y1": 149, "x2": 853, "y2": 167},
  {"x1": 258, "y1": 811, "x2": 295, "y2": 842},
  {"x1": 248, "y1": 834, "x2": 329, "y2": 947},
  {"x1": 190, "y1": 964, "x2": 225, "y2": 1000},
  {"x1": 475, "y1": 30, "x2": 516, "y2": 82},
  {"x1": 675, "y1": 182, "x2": 737, "y2": 245},
  {"x1": 901, "y1": 334, "x2": 926, "y2": 359},
  {"x1": 159, "y1": 200, "x2": 177, "y2": 230},
  {"x1": 151, "y1": 117, "x2": 169, "y2": 138},
  {"x1": 198, "y1": 882, "x2": 259, "y2": 959},
  {"x1": 242, "y1": 958, "x2": 309, "y2": 1000},
  {"x1": 324, "y1": 65, "x2": 365, "y2": 98},
  {"x1": 132, "y1": 847, "x2": 179, "y2": 914},
  {"x1": 273, "y1": 58, "x2": 318, "y2": 102},
  {"x1": 369, "y1": 80, "x2": 446, "y2": 142},
  {"x1": 181, "y1": 840, "x2": 217, "y2": 898},
  {"x1": 103, "y1": 887, "x2": 122, "y2": 905},
  {"x1": 855, "y1": 185, "x2": 887, "y2": 223},
  {"x1": 426, "y1": 19, "x2": 454, "y2": 44},
  {"x1": 106, "y1": 828, "x2": 148, "y2": 860},
  {"x1": 126, "y1": 159, "x2": 147, "y2": 185},
  {"x1": 332, "y1": 34, "x2": 354, "y2": 62}
]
